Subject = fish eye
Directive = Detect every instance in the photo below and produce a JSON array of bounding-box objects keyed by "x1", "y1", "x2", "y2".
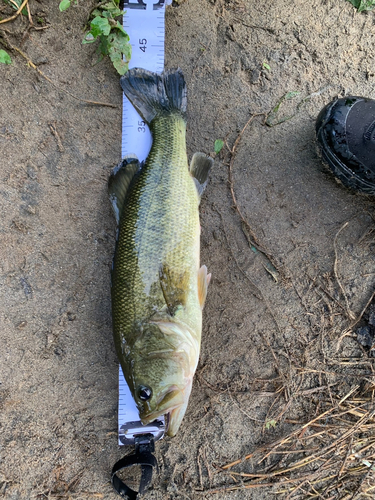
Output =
[{"x1": 137, "y1": 385, "x2": 152, "y2": 401}]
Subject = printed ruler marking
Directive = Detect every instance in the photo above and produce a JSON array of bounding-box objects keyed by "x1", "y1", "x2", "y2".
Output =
[
  {"x1": 121, "y1": 0, "x2": 167, "y2": 162},
  {"x1": 118, "y1": 0, "x2": 171, "y2": 445}
]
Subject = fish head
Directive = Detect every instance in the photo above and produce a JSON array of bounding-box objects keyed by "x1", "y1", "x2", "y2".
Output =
[{"x1": 130, "y1": 320, "x2": 198, "y2": 437}]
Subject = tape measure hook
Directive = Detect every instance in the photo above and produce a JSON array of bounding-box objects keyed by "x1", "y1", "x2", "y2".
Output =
[{"x1": 124, "y1": 0, "x2": 166, "y2": 10}]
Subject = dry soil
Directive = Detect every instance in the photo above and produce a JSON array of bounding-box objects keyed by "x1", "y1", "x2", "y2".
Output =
[{"x1": 1, "y1": 1, "x2": 375, "y2": 499}]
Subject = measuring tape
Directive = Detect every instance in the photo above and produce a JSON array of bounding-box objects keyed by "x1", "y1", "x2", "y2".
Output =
[
  {"x1": 121, "y1": 0, "x2": 169, "y2": 163},
  {"x1": 112, "y1": 2, "x2": 172, "y2": 496},
  {"x1": 118, "y1": 0, "x2": 172, "y2": 446}
]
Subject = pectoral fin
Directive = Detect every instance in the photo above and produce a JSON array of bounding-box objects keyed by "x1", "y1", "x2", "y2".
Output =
[
  {"x1": 190, "y1": 152, "x2": 213, "y2": 198},
  {"x1": 108, "y1": 155, "x2": 141, "y2": 224},
  {"x1": 159, "y1": 264, "x2": 190, "y2": 316},
  {"x1": 198, "y1": 265, "x2": 211, "y2": 309}
]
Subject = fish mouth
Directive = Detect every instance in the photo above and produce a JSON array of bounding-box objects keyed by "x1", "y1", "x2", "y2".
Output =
[
  {"x1": 140, "y1": 387, "x2": 184, "y2": 425},
  {"x1": 140, "y1": 386, "x2": 192, "y2": 437}
]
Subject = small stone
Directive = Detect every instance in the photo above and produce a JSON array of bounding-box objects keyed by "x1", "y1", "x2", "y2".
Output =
[{"x1": 250, "y1": 69, "x2": 261, "y2": 85}]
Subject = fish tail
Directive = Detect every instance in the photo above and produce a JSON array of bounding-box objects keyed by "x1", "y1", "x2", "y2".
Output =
[{"x1": 120, "y1": 68, "x2": 187, "y2": 125}]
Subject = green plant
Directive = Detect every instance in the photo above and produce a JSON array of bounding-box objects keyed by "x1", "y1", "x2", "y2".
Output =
[
  {"x1": 346, "y1": 0, "x2": 375, "y2": 11},
  {"x1": 265, "y1": 90, "x2": 300, "y2": 127},
  {"x1": 214, "y1": 139, "x2": 224, "y2": 154},
  {"x1": 262, "y1": 61, "x2": 270, "y2": 71},
  {"x1": 59, "y1": 0, "x2": 77, "y2": 12},
  {"x1": 265, "y1": 419, "x2": 277, "y2": 430},
  {"x1": 0, "y1": 49, "x2": 11, "y2": 64},
  {"x1": 60, "y1": 0, "x2": 131, "y2": 75}
]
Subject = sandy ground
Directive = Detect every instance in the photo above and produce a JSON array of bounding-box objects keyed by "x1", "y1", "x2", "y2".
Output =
[{"x1": 1, "y1": 1, "x2": 375, "y2": 499}]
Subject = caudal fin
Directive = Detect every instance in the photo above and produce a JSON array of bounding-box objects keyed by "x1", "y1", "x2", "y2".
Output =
[{"x1": 120, "y1": 68, "x2": 187, "y2": 125}]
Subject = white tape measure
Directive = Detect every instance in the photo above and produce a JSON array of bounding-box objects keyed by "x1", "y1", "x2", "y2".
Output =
[
  {"x1": 121, "y1": 0, "x2": 170, "y2": 162},
  {"x1": 118, "y1": 0, "x2": 172, "y2": 446}
]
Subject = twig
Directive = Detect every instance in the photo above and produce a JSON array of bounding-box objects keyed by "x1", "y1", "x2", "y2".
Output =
[
  {"x1": 49, "y1": 123, "x2": 64, "y2": 153},
  {"x1": 26, "y1": 0, "x2": 33, "y2": 26}
]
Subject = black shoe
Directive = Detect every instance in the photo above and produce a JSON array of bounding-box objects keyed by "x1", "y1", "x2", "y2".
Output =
[{"x1": 316, "y1": 96, "x2": 375, "y2": 194}]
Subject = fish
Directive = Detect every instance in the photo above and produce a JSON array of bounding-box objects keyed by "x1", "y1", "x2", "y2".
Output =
[{"x1": 109, "y1": 68, "x2": 213, "y2": 437}]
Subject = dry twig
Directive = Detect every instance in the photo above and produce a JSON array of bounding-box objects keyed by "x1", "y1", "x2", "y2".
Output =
[{"x1": 201, "y1": 385, "x2": 375, "y2": 498}]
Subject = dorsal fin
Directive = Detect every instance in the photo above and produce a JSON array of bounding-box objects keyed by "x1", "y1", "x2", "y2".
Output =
[
  {"x1": 190, "y1": 153, "x2": 213, "y2": 198},
  {"x1": 108, "y1": 155, "x2": 141, "y2": 224}
]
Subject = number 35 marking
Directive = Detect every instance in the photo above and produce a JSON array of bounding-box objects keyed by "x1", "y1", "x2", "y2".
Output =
[{"x1": 138, "y1": 120, "x2": 146, "y2": 132}]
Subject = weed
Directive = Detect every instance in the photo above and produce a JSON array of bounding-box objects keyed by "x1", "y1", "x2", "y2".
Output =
[
  {"x1": 214, "y1": 139, "x2": 224, "y2": 154},
  {"x1": 262, "y1": 61, "x2": 270, "y2": 71},
  {"x1": 265, "y1": 91, "x2": 300, "y2": 127},
  {"x1": 265, "y1": 419, "x2": 277, "y2": 430},
  {"x1": 60, "y1": 0, "x2": 131, "y2": 75},
  {"x1": 347, "y1": 0, "x2": 375, "y2": 11},
  {"x1": 0, "y1": 48, "x2": 11, "y2": 64}
]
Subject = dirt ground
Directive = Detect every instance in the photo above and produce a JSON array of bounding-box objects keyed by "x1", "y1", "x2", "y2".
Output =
[{"x1": 1, "y1": 0, "x2": 375, "y2": 498}]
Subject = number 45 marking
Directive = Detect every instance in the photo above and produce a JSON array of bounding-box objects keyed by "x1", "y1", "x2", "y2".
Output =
[{"x1": 139, "y1": 38, "x2": 147, "y2": 52}]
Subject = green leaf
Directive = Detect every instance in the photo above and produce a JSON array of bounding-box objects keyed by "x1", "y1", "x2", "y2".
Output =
[
  {"x1": 115, "y1": 20, "x2": 128, "y2": 37},
  {"x1": 107, "y1": 31, "x2": 132, "y2": 74},
  {"x1": 263, "y1": 61, "x2": 271, "y2": 71},
  {"x1": 358, "y1": 0, "x2": 375, "y2": 11},
  {"x1": 108, "y1": 31, "x2": 130, "y2": 52},
  {"x1": 98, "y1": 35, "x2": 110, "y2": 55},
  {"x1": 0, "y1": 49, "x2": 11, "y2": 64},
  {"x1": 59, "y1": 0, "x2": 71, "y2": 12},
  {"x1": 101, "y1": 2, "x2": 123, "y2": 17},
  {"x1": 101, "y1": 1, "x2": 117, "y2": 8},
  {"x1": 265, "y1": 419, "x2": 277, "y2": 430},
  {"x1": 90, "y1": 16, "x2": 111, "y2": 38},
  {"x1": 214, "y1": 139, "x2": 224, "y2": 154},
  {"x1": 346, "y1": 0, "x2": 375, "y2": 10},
  {"x1": 91, "y1": 9, "x2": 102, "y2": 17},
  {"x1": 112, "y1": 57, "x2": 129, "y2": 76}
]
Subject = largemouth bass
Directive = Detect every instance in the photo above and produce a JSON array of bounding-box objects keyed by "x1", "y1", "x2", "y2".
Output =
[{"x1": 109, "y1": 68, "x2": 213, "y2": 437}]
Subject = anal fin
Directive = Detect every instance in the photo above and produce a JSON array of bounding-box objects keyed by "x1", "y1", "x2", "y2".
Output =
[{"x1": 108, "y1": 155, "x2": 141, "y2": 224}]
